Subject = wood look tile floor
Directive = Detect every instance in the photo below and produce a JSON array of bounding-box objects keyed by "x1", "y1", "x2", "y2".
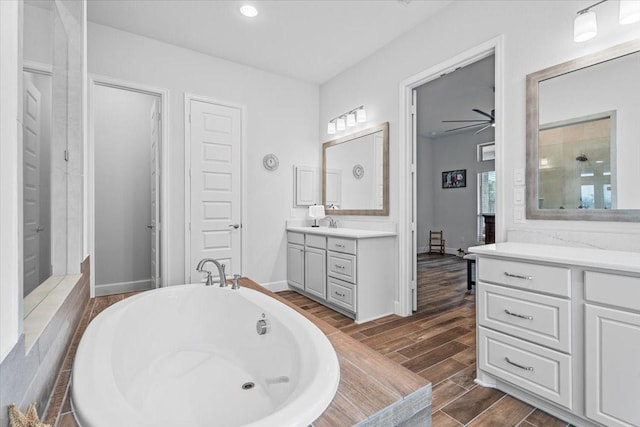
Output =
[
  {"x1": 278, "y1": 254, "x2": 571, "y2": 427},
  {"x1": 46, "y1": 254, "x2": 570, "y2": 426}
]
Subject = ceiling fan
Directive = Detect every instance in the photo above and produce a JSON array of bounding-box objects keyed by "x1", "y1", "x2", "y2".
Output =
[{"x1": 443, "y1": 109, "x2": 495, "y2": 134}]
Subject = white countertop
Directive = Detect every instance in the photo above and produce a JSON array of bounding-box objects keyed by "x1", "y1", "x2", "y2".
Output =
[
  {"x1": 287, "y1": 226, "x2": 396, "y2": 239},
  {"x1": 469, "y1": 242, "x2": 640, "y2": 274}
]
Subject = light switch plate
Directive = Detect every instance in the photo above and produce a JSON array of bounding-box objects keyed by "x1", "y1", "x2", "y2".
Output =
[
  {"x1": 514, "y1": 168, "x2": 525, "y2": 185},
  {"x1": 514, "y1": 206, "x2": 526, "y2": 224},
  {"x1": 514, "y1": 187, "x2": 525, "y2": 205}
]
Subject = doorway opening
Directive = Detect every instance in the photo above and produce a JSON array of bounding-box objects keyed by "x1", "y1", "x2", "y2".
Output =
[
  {"x1": 89, "y1": 78, "x2": 169, "y2": 297},
  {"x1": 398, "y1": 37, "x2": 504, "y2": 316}
]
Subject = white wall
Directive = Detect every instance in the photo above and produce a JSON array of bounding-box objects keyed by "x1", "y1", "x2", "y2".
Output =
[
  {"x1": 88, "y1": 23, "x2": 320, "y2": 286},
  {"x1": 94, "y1": 85, "x2": 155, "y2": 289},
  {"x1": 320, "y1": 0, "x2": 640, "y2": 253}
]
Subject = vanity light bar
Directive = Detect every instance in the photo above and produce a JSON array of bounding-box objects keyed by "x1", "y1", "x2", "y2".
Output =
[
  {"x1": 327, "y1": 105, "x2": 367, "y2": 135},
  {"x1": 574, "y1": 0, "x2": 640, "y2": 42}
]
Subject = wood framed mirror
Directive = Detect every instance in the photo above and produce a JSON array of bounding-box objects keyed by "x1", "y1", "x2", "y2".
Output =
[
  {"x1": 526, "y1": 39, "x2": 640, "y2": 221},
  {"x1": 322, "y1": 122, "x2": 389, "y2": 216}
]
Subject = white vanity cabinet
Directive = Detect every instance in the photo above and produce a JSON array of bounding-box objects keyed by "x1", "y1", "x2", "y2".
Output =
[
  {"x1": 286, "y1": 227, "x2": 396, "y2": 323},
  {"x1": 471, "y1": 242, "x2": 640, "y2": 427},
  {"x1": 584, "y1": 272, "x2": 640, "y2": 427}
]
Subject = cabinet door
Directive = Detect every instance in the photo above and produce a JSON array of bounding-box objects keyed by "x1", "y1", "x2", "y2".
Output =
[
  {"x1": 585, "y1": 304, "x2": 640, "y2": 427},
  {"x1": 286, "y1": 243, "x2": 304, "y2": 290},
  {"x1": 305, "y1": 246, "x2": 326, "y2": 300}
]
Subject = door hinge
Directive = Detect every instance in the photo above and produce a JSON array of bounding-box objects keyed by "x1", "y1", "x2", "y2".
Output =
[
  {"x1": 411, "y1": 222, "x2": 416, "y2": 232},
  {"x1": 411, "y1": 280, "x2": 417, "y2": 291},
  {"x1": 411, "y1": 163, "x2": 416, "y2": 173},
  {"x1": 189, "y1": 167, "x2": 191, "y2": 177},
  {"x1": 411, "y1": 103, "x2": 416, "y2": 115},
  {"x1": 157, "y1": 111, "x2": 161, "y2": 120},
  {"x1": 188, "y1": 222, "x2": 191, "y2": 231},
  {"x1": 189, "y1": 113, "x2": 192, "y2": 123},
  {"x1": 64, "y1": 150, "x2": 69, "y2": 162}
]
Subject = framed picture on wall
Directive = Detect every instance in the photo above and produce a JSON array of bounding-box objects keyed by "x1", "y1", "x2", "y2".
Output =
[{"x1": 442, "y1": 169, "x2": 466, "y2": 188}]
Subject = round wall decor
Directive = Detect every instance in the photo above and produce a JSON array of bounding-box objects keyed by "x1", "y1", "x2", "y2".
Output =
[
  {"x1": 353, "y1": 164, "x2": 365, "y2": 179},
  {"x1": 262, "y1": 154, "x2": 279, "y2": 171}
]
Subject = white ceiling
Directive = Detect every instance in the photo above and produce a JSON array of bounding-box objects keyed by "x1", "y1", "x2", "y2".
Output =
[
  {"x1": 86, "y1": 0, "x2": 452, "y2": 84},
  {"x1": 416, "y1": 54, "x2": 495, "y2": 139}
]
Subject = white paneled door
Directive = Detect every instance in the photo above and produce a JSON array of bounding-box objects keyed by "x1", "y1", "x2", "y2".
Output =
[
  {"x1": 149, "y1": 99, "x2": 160, "y2": 287},
  {"x1": 188, "y1": 99, "x2": 242, "y2": 283},
  {"x1": 23, "y1": 76, "x2": 41, "y2": 294}
]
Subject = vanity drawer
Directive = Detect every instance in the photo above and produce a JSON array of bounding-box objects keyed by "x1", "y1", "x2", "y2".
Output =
[
  {"x1": 478, "y1": 283, "x2": 571, "y2": 353},
  {"x1": 305, "y1": 234, "x2": 326, "y2": 250},
  {"x1": 327, "y1": 237, "x2": 356, "y2": 255},
  {"x1": 327, "y1": 276, "x2": 355, "y2": 313},
  {"x1": 328, "y1": 252, "x2": 356, "y2": 283},
  {"x1": 478, "y1": 257, "x2": 571, "y2": 298},
  {"x1": 585, "y1": 271, "x2": 640, "y2": 312},
  {"x1": 287, "y1": 232, "x2": 304, "y2": 246},
  {"x1": 479, "y1": 327, "x2": 572, "y2": 409}
]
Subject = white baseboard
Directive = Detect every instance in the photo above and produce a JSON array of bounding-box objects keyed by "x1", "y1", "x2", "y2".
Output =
[
  {"x1": 95, "y1": 279, "x2": 153, "y2": 296},
  {"x1": 260, "y1": 280, "x2": 289, "y2": 293}
]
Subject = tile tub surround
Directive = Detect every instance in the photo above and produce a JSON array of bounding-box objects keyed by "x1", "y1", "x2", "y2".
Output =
[
  {"x1": 46, "y1": 279, "x2": 432, "y2": 427},
  {"x1": 0, "y1": 257, "x2": 90, "y2": 427}
]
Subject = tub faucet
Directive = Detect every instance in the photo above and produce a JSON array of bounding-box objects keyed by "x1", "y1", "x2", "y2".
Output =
[{"x1": 196, "y1": 258, "x2": 226, "y2": 287}]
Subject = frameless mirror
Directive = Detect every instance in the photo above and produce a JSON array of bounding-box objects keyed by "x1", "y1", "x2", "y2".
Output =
[
  {"x1": 322, "y1": 122, "x2": 389, "y2": 215},
  {"x1": 526, "y1": 40, "x2": 640, "y2": 221}
]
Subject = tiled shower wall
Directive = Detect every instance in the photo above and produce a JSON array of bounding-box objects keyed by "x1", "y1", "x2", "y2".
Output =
[{"x1": 0, "y1": 257, "x2": 89, "y2": 427}]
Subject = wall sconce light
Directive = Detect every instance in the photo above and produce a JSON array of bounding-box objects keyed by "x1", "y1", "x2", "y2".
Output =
[
  {"x1": 620, "y1": 0, "x2": 640, "y2": 24},
  {"x1": 327, "y1": 121, "x2": 336, "y2": 135},
  {"x1": 574, "y1": 0, "x2": 640, "y2": 42},
  {"x1": 327, "y1": 105, "x2": 367, "y2": 135},
  {"x1": 574, "y1": 9, "x2": 598, "y2": 42}
]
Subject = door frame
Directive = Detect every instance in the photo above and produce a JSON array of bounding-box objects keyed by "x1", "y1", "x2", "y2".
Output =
[
  {"x1": 397, "y1": 36, "x2": 505, "y2": 316},
  {"x1": 88, "y1": 75, "x2": 170, "y2": 297},
  {"x1": 183, "y1": 93, "x2": 247, "y2": 283}
]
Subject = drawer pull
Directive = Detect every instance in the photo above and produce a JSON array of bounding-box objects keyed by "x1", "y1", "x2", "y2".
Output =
[
  {"x1": 504, "y1": 309, "x2": 533, "y2": 320},
  {"x1": 334, "y1": 291, "x2": 346, "y2": 298},
  {"x1": 505, "y1": 357, "x2": 534, "y2": 372},
  {"x1": 504, "y1": 272, "x2": 533, "y2": 280},
  {"x1": 334, "y1": 243, "x2": 345, "y2": 248},
  {"x1": 334, "y1": 264, "x2": 345, "y2": 270}
]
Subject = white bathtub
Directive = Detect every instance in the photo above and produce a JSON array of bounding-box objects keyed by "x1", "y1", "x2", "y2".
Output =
[{"x1": 72, "y1": 285, "x2": 340, "y2": 427}]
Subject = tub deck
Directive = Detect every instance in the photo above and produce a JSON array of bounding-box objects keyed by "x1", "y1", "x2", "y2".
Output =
[
  {"x1": 46, "y1": 279, "x2": 432, "y2": 426},
  {"x1": 241, "y1": 278, "x2": 432, "y2": 426}
]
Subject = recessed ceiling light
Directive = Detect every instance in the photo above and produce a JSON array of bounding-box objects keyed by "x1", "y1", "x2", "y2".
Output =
[{"x1": 240, "y1": 5, "x2": 258, "y2": 18}]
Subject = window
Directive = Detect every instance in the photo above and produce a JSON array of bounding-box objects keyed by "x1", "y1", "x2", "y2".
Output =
[
  {"x1": 478, "y1": 142, "x2": 495, "y2": 162},
  {"x1": 477, "y1": 171, "x2": 496, "y2": 242}
]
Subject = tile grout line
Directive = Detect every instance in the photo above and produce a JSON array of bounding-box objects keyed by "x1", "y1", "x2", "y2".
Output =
[
  {"x1": 440, "y1": 409, "x2": 465, "y2": 426},
  {"x1": 460, "y1": 393, "x2": 509, "y2": 426}
]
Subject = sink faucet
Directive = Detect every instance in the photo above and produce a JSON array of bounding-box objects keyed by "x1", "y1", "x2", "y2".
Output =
[
  {"x1": 196, "y1": 258, "x2": 227, "y2": 287},
  {"x1": 326, "y1": 216, "x2": 338, "y2": 229}
]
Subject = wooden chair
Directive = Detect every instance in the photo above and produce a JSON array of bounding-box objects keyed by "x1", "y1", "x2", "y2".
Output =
[{"x1": 428, "y1": 230, "x2": 445, "y2": 255}]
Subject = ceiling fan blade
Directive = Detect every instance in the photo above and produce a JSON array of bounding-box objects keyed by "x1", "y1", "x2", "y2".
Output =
[
  {"x1": 474, "y1": 123, "x2": 493, "y2": 134},
  {"x1": 472, "y1": 109, "x2": 494, "y2": 120},
  {"x1": 442, "y1": 119, "x2": 489, "y2": 123},
  {"x1": 445, "y1": 122, "x2": 488, "y2": 132}
]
